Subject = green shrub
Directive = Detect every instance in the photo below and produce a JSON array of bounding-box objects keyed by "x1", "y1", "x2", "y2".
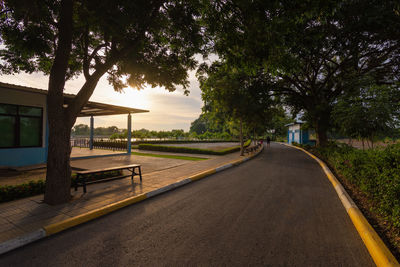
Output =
[
  {"x1": 0, "y1": 180, "x2": 46, "y2": 203},
  {"x1": 91, "y1": 139, "x2": 241, "y2": 150},
  {"x1": 275, "y1": 136, "x2": 287, "y2": 142},
  {"x1": 139, "y1": 140, "x2": 251, "y2": 155},
  {"x1": 301, "y1": 142, "x2": 400, "y2": 228}
]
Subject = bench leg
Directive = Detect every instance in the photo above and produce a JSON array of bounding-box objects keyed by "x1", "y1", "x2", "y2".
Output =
[
  {"x1": 138, "y1": 166, "x2": 142, "y2": 182},
  {"x1": 74, "y1": 174, "x2": 79, "y2": 191},
  {"x1": 83, "y1": 177, "x2": 87, "y2": 194},
  {"x1": 130, "y1": 168, "x2": 134, "y2": 181}
]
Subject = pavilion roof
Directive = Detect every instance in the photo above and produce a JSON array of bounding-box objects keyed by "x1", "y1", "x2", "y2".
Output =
[{"x1": 0, "y1": 82, "x2": 149, "y2": 117}]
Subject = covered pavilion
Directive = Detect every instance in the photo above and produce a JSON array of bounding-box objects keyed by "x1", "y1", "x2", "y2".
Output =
[{"x1": 0, "y1": 82, "x2": 148, "y2": 168}]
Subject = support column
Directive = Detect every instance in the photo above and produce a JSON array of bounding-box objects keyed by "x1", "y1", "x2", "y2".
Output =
[
  {"x1": 89, "y1": 115, "x2": 94, "y2": 150},
  {"x1": 127, "y1": 113, "x2": 132, "y2": 154}
]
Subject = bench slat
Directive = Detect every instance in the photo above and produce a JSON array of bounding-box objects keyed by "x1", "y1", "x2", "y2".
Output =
[
  {"x1": 75, "y1": 164, "x2": 140, "y2": 175},
  {"x1": 83, "y1": 175, "x2": 134, "y2": 185}
]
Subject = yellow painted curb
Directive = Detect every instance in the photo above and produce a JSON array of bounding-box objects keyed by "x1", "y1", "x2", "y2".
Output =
[
  {"x1": 189, "y1": 169, "x2": 216, "y2": 181},
  {"x1": 348, "y1": 207, "x2": 399, "y2": 266},
  {"x1": 230, "y1": 159, "x2": 244, "y2": 166},
  {"x1": 283, "y1": 143, "x2": 399, "y2": 266},
  {"x1": 44, "y1": 194, "x2": 147, "y2": 236}
]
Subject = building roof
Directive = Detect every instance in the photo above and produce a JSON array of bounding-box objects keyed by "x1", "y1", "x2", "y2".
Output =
[
  {"x1": 0, "y1": 82, "x2": 149, "y2": 117},
  {"x1": 285, "y1": 121, "x2": 304, "y2": 127}
]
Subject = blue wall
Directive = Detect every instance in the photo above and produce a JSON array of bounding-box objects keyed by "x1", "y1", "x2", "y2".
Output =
[
  {"x1": 301, "y1": 130, "x2": 309, "y2": 144},
  {"x1": 0, "y1": 87, "x2": 49, "y2": 168},
  {"x1": 287, "y1": 128, "x2": 310, "y2": 144},
  {"x1": 0, "y1": 147, "x2": 47, "y2": 167},
  {"x1": 0, "y1": 113, "x2": 49, "y2": 168}
]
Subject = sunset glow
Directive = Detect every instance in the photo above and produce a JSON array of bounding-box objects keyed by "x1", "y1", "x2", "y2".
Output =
[{"x1": 0, "y1": 71, "x2": 202, "y2": 131}]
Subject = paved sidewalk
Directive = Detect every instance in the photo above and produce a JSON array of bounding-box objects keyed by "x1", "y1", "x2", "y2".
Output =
[
  {"x1": 0, "y1": 149, "x2": 253, "y2": 246},
  {"x1": 0, "y1": 149, "x2": 213, "y2": 186}
]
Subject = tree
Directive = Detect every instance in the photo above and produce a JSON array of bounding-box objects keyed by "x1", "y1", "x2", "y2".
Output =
[
  {"x1": 189, "y1": 115, "x2": 208, "y2": 135},
  {"x1": 0, "y1": 0, "x2": 204, "y2": 204},
  {"x1": 72, "y1": 124, "x2": 89, "y2": 136},
  {"x1": 333, "y1": 84, "x2": 400, "y2": 148},
  {"x1": 201, "y1": 0, "x2": 400, "y2": 146},
  {"x1": 171, "y1": 129, "x2": 184, "y2": 139},
  {"x1": 198, "y1": 62, "x2": 273, "y2": 155},
  {"x1": 267, "y1": 107, "x2": 293, "y2": 139}
]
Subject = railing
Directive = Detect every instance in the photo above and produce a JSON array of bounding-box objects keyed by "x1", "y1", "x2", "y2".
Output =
[
  {"x1": 93, "y1": 140, "x2": 127, "y2": 151},
  {"x1": 71, "y1": 138, "x2": 127, "y2": 151},
  {"x1": 70, "y1": 138, "x2": 90, "y2": 148}
]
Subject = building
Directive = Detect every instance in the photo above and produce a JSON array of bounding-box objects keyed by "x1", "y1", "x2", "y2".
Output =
[
  {"x1": 0, "y1": 82, "x2": 148, "y2": 168},
  {"x1": 286, "y1": 121, "x2": 310, "y2": 144}
]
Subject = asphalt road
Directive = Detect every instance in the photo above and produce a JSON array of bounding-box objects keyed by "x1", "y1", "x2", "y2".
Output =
[{"x1": 1, "y1": 143, "x2": 374, "y2": 266}]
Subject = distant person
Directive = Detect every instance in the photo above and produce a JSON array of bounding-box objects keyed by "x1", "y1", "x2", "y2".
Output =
[{"x1": 266, "y1": 136, "x2": 271, "y2": 147}]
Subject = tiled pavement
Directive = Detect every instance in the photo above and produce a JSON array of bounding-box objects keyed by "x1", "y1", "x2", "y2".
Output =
[
  {"x1": 0, "y1": 150, "x2": 248, "y2": 244},
  {"x1": 0, "y1": 149, "x2": 215, "y2": 186}
]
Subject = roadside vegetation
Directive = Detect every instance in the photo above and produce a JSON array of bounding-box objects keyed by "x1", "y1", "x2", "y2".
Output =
[
  {"x1": 138, "y1": 140, "x2": 252, "y2": 155},
  {"x1": 293, "y1": 141, "x2": 400, "y2": 256}
]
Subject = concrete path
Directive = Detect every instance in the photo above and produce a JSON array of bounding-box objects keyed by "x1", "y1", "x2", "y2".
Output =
[{"x1": 0, "y1": 143, "x2": 374, "y2": 266}]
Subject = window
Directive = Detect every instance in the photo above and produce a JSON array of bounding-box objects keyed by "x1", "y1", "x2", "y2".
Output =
[{"x1": 0, "y1": 103, "x2": 43, "y2": 148}]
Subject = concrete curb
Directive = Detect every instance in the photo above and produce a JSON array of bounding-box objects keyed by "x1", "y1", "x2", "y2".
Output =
[
  {"x1": 0, "y1": 145, "x2": 264, "y2": 255},
  {"x1": 281, "y1": 143, "x2": 399, "y2": 267}
]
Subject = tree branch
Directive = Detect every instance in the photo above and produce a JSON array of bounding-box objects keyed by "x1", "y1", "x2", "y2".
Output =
[{"x1": 82, "y1": 25, "x2": 90, "y2": 80}]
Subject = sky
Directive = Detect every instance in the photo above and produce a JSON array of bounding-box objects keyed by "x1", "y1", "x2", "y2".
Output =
[{"x1": 1, "y1": 61, "x2": 205, "y2": 132}]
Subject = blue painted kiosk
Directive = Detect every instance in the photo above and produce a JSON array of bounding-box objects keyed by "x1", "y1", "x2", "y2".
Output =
[
  {"x1": 286, "y1": 121, "x2": 310, "y2": 144},
  {"x1": 0, "y1": 82, "x2": 148, "y2": 168}
]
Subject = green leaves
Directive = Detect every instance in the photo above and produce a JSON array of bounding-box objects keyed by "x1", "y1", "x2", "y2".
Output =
[
  {"x1": 0, "y1": 0, "x2": 205, "y2": 92},
  {"x1": 332, "y1": 84, "x2": 400, "y2": 143},
  {"x1": 201, "y1": 0, "x2": 400, "y2": 146}
]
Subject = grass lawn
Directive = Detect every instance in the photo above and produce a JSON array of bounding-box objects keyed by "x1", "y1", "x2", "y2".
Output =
[{"x1": 131, "y1": 151, "x2": 208, "y2": 161}]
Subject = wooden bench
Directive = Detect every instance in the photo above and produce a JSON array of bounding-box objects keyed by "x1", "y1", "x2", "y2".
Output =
[{"x1": 74, "y1": 164, "x2": 142, "y2": 193}]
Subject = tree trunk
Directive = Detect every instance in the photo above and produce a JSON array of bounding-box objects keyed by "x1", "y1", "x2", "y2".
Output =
[
  {"x1": 239, "y1": 119, "x2": 244, "y2": 156},
  {"x1": 44, "y1": 118, "x2": 74, "y2": 204},
  {"x1": 44, "y1": 0, "x2": 74, "y2": 205},
  {"x1": 315, "y1": 120, "x2": 328, "y2": 147},
  {"x1": 43, "y1": 0, "x2": 119, "y2": 205}
]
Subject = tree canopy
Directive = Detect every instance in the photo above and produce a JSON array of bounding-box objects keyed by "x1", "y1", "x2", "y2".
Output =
[
  {"x1": 333, "y1": 84, "x2": 400, "y2": 146},
  {"x1": 0, "y1": 0, "x2": 205, "y2": 204},
  {"x1": 201, "y1": 0, "x2": 400, "y2": 145},
  {"x1": 197, "y1": 61, "x2": 275, "y2": 153}
]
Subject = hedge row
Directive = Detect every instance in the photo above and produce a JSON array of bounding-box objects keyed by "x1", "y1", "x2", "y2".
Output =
[
  {"x1": 0, "y1": 170, "x2": 121, "y2": 203},
  {"x1": 138, "y1": 140, "x2": 252, "y2": 155},
  {"x1": 0, "y1": 180, "x2": 46, "y2": 203},
  {"x1": 91, "y1": 139, "x2": 242, "y2": 150},
  {"x1": 93, "y1": 139, "x2": 241, "y2": 146},
  {"x1": 294, "y1": 142, "x2": 400, "y2": 228}
]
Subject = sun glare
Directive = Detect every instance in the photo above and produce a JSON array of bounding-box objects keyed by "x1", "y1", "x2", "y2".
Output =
[{"x1": 107, "y1": 86, "x2": 151, "y2": 110}]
